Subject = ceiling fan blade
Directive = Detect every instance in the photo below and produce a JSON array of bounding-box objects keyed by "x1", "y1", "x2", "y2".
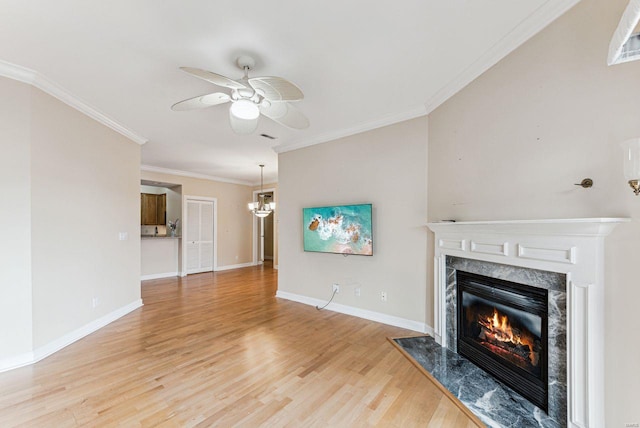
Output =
[
  {"x1": 260, "y1": 101, "x2": 309, "y2": 129},
  {"x1": 171, "y1": 92, "x2": 230, "y2": 111},
  {"x1": 229, "y1": 110, "x2": 259, "y2": 135},
  {"x1": 180, "y1": 67, "x2": 247, "y2": 90},
  {"x1": 248, "y1": 76, "x2": 304, "y2": 101}
]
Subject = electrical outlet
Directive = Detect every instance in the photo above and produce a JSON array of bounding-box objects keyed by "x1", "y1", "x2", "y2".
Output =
[
  {"x1": 92, "y1": 297, "x2": 100, "y2": 308},
  {"x1": 355, "y1": 287, "x2": 361, "y2": 297},
  {"x1": 381, "y1": 291, "x2": 387, "y2": 302},
  {"x1": 333, "y1": 283, "x2": 340, "y2": 293}
]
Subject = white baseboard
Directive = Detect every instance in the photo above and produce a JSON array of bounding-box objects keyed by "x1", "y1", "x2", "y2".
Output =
[
  {"x1": 181, "y1": 262, "x2": 256, "y2": 275},
  {"x1": 215, "y1": 262, "x2": 256, "y2": 272},
  {"x1": 0, "y1": 351, "x2": 35, "y2": 373},
  {"x1": 0, "y1": 299, "x2": 143, "y2": 373},
  {"x1": 275, "y1": 291, "x2": 433, "y2": 335},
  {"x1": 141, "y1": 272, "x2": 178, "y2": 281},
  {"x1": 186, "y1": 267, "x2": 214, "y2": 274}
]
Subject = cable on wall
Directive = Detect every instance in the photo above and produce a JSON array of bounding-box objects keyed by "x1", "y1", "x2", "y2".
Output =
[{"x1": 315, "y1": 289, "x2": 338, "y2": 310}]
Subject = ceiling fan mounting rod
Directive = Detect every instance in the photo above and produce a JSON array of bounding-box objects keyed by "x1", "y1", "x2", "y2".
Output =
[{"x1": 259, "y1": 163, "x2": 265, "y2": 193}]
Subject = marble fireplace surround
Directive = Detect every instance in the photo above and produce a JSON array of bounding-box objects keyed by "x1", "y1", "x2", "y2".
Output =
[
  {"x1": 427, "y1": 219, "x2": 628, "y2": 428},
  {"x1": 446, "y1": 256, "x2": 567, "y2": 425}
]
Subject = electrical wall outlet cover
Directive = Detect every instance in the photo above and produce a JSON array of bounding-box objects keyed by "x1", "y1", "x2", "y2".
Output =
[
  {"x1": 381, "y1": 291, "x2": 387, "y2": 302},
  {"x1": 332, "y1": 283, "x2": 340, "y2": 293}
]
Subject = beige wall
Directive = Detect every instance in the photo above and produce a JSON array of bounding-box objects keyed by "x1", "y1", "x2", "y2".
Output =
[
  {"x1": 29, "y1": 85, "x2": 142, "y2": 348},
  {"x1": 140, "y1": 171, "x2": 254, "y2": 267},
  {"x1": 428, "y1": 0, "x2": 640, "y2": 424},
  {"x1": 278, "y1": 117, "x2": 428, "y2": 324},
  {"x1": 0, "y1": 78, "x2": 33, "y2": 362},
  {"x1": 0, "y1": 75, "x2": 141, "y2": 364}
]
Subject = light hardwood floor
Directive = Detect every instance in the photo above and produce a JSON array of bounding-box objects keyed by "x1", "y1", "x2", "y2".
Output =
[{"x1": 0, "y1": 263, "x2": 478, "y2": 427}]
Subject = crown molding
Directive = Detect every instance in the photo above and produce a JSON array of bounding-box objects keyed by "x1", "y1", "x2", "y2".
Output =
[
  {"x1": 273, "y1": 104, "x2": 428, "y2": 154},
  {"x1": 140, "y1": 164, "x2": 256, "y2": 186},
  {"x1": 274, "y1": 0, "x2": 580, "y2": 155},
  {"x1": 0, "y1": 60, "x2": 147, "y2": 145},
  {"x1": 423, "y1": 0, "x2": 581, "y2": 114}
]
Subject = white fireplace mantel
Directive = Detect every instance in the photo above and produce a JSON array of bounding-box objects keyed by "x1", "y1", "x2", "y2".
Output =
[
  {"x1": 428, "y1": 217, "x2": 625, "y2": 236},
  {"x1": 427, "y1": 218, "x2": 629, "y2": 428}
]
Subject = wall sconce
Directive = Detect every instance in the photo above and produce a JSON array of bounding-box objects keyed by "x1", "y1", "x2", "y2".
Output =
[{"x1": 622, "y1": 138, "x2": 640, "y2": 195}]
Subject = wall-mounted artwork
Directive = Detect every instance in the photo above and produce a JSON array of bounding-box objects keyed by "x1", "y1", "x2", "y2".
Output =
[{"x1": 303, "y1": 203, "x2": 373, "y2": 256}]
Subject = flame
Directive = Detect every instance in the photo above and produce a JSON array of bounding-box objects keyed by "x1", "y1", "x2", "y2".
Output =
[{"x1": 478, "y1": 308, "x2": 538, "y2": 366}]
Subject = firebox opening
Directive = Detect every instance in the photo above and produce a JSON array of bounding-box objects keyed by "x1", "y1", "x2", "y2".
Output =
[
  {"x1": 462, "y1": 292, "x2": 543, "y2": 376},
  {"x1": 456, "y1": 271, "x2": 549, "y2": 412}
]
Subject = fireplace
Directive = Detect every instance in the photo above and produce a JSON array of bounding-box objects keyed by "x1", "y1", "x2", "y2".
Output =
[
  {"x1": 456, "y1": 271, "x2": 548, "y2": 411},
  {"x1": 427, "y1": 218, "x2": 628, "y2": 427}
]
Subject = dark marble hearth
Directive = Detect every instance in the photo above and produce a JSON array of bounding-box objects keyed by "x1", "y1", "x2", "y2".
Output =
[{"x1": 394, "y1": 336, "x2": 563, "y2": 428}]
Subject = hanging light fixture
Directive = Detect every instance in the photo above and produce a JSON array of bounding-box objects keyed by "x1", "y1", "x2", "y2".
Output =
[
  {"x1": 249, "y1": 164, "x2": 275, "y2": 217},
  {"x1": 622, "y1": 138, "x2": 640, "y2": 195}
]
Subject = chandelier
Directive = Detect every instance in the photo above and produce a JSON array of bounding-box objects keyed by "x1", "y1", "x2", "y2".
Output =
[{"x1": 248, "y1": 164, "x2": 275, "y2": 217}]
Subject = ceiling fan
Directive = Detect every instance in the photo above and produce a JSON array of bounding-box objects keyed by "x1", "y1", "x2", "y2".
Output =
[{"x1": 171, "y1": 55, "x2": 309, "y2": 135}]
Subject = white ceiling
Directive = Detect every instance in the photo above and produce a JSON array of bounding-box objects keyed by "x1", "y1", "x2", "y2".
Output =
[{"x1": 0, "y1": 0, "x2": 579, "y2": 185}]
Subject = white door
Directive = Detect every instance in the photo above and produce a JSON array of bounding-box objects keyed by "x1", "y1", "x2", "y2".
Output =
[{"x1": 186, "y1": 199, "x2": 214, "y2": 274}]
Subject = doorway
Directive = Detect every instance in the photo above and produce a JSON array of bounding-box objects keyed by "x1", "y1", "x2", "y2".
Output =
[
  {"x1": 252, "y1": 188, "x2": 276, "y2": 266},
  {"x1": 139, "y1": 180, "x2": 182, "y2": 280},
  {"x1": 263, "y1": 199, "x2": 274, "y2": 262}
]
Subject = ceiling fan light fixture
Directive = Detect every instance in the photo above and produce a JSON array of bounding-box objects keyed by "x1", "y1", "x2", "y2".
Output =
[
  {"x1": 230, "y1": 99, "x2": 260, "y2": 120},
  {"x1": 229, "y1": 113, "x2": 259, "y2": 134},
  {"x1": 173, "y1": 56, "x2": 309, "y2": 134}
]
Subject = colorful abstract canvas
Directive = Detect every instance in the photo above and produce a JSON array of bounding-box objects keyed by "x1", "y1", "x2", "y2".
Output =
[{"x1": 303, "y1": 204, "x2": 373, "y2": 256}]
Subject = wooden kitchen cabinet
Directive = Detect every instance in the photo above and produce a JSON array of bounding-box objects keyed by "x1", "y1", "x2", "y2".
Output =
[
  {"x1": 141, "y1": 193, "x2": 166, "y2": 225},
  {"x1": 141, "y1": 194, "x2": 156, "y2": 225},
  {"x1": 156, "y1": 194, "x2": 166, "y2": 225}
]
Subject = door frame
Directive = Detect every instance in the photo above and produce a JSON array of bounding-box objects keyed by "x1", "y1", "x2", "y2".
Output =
[
  {"x1": 181, "y1": 195, "x2": 217, "y2": 276},
  {"x1": 251, "y1": 187, "x2": 276, "y2": 266}
]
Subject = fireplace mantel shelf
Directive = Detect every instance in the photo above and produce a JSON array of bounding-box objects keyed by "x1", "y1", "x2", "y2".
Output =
[{"x1": 427, "y1": 217, "x2": 629, "y2": 237}]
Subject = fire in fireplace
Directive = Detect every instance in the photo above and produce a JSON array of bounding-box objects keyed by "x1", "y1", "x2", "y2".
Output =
[
  {"x1": 457, "y1": 271, "x2": 548, "y2": 411},
  {"x1": 467, "y1": 297, "x2": 542, "y2": 376}
]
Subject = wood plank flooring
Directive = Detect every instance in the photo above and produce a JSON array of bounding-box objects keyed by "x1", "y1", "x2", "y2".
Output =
[{"x1": 0, "y1": 263, "x2": 478, "y2": 427}]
